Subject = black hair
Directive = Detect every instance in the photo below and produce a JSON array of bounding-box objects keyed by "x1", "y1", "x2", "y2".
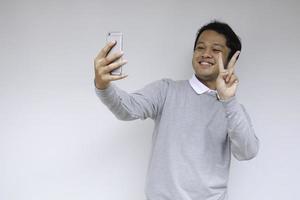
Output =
[{"x1": 193, "y1": 20, "x2": 242, "y2": 61}]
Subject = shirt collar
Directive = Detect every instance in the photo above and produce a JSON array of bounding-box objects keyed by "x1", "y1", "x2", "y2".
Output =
[{"x1": 189, "y1": 74, "x2": 218, "y2": 95}]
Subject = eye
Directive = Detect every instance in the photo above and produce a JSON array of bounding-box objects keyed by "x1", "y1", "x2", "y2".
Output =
[
  {"x1": 196, "y1": 46, "x2": 204, "y2": 51},
  {"x1": 213, "y1": 49, "x2": 222, "y2": 52}
]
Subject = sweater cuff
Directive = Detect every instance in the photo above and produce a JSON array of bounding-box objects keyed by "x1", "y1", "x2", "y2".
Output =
[
  {"x1": 220, "y1": 96, "x2": 241, "y2": 114},
  {"x1": 94, "y1": 82, "x2": 115, "y2": 98}
]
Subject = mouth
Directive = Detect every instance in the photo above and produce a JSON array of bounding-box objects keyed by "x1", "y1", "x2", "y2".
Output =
[{"x1": 198, "y1": 61, "x2": 215, "y2": 67}]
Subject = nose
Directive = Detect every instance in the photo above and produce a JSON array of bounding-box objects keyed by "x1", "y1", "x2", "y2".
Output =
[{"x1": 202, "y1": 49, "x2": 212, "y2": 58}]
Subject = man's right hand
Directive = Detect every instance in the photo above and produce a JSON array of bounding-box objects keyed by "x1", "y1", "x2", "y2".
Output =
[{"x1": 94, "y1": 41, "x2": 128, "y2": 90}]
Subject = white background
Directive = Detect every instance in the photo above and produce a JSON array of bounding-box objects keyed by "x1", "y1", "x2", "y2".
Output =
[{"x1": 1, "y1": 0, "x2": 299, "y2": 199}]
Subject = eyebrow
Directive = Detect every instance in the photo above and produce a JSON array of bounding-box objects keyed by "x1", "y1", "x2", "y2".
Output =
[
  {"x1": 196, "y1": 41, "x2": 225, "y2": 48},
  {"x1": 212, "y1": 43, "x2": 225, "y2": 48}
]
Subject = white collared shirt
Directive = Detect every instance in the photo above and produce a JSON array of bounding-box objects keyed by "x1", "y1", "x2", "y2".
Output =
[{"x1": 188, "y1": 74, "x2": 219, "y2": 96}]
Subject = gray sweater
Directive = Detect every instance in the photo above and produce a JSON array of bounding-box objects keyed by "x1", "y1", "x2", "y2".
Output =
[{"x1": 95, "y1": 78, "x2": 259, "y2": 200}]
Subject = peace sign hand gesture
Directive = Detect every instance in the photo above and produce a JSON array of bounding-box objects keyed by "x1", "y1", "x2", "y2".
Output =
[{"x1": 216, "y1": 51, "x2": 241, "y2": 100}]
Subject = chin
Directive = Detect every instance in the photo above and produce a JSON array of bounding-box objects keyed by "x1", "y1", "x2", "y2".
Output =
[
  {"x1": 195, "y1": 69, "x2": 213, "y2": 77},
  {"x1": 196, "y1": 65, "x2": 218, "y2": 77},
  {"x1": 195, "y1": 71, "x2": 218, "y2": 81}
]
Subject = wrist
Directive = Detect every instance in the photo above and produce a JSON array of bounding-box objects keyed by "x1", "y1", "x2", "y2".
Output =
[
  {"x1": 94, "y1": 79, "x2": 109, "y2": 90},
  {"x1": 217, "y1": 93, "x2": 234, "y2": 101}
]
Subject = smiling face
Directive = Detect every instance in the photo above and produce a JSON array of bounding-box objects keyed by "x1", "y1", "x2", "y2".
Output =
[{"x1": 192, "y1": 30, "x2": 230, "y2": 81}]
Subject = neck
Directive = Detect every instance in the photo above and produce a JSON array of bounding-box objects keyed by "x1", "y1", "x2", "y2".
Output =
[{"x1": 195, "y1": 75, "x2": 216, "y2": 90}]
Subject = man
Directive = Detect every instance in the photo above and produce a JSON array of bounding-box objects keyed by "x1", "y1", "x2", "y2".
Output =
[{"x1": 94, "y1": 21, "x2": 259, "y2": 200}]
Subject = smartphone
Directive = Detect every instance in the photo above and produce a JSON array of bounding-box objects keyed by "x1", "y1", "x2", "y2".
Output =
[{"x1": 106, "y1": 32, "x2": 123, "y2": 75}]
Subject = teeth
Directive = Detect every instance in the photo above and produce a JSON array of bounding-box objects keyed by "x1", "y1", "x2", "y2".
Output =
[{"x1": 200, "y1": 61, "x2": 211, "y2": 65}]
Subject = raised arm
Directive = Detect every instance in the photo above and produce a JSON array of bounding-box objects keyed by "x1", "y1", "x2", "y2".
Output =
[
  {"x1": 95, "y1": 79, "x2": 170, "y2": 121},
  {"x1": 216, "y1": 52, "x2": 259, "y2": 160},
  {"x1": 94, "y1": 41, "x2": 169, "y2": 121}
]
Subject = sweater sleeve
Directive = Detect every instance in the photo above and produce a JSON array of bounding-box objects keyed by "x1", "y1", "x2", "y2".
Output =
[
  {"x1": 95, "y1": 79, "x2": 170, "y2": 121},
  {"x1": 220, "y1": 97, "x2": 260, "y2": 161}
]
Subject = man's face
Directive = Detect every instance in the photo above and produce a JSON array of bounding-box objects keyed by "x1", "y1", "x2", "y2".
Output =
[{"x1": 192, "y1": 30, "x2": 230, "y2": 81}]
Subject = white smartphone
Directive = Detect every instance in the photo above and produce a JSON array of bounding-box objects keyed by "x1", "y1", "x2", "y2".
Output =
[{"x1": 106, "y1": 32, "x2": 123, "y2": 75}]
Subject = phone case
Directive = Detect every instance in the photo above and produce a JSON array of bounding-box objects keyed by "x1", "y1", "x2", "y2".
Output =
[{"x1": 106, "y1": 32, "x2": 123, "y2": 75}]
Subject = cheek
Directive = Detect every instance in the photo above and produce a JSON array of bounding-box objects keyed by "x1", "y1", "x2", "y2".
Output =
[
  {"x1": 213, "y1": 53, "x2": 228, "y2": 66},
  {"x1": 192, "y1": 53, "x2": 196, "y2": 58},
  {"x1": 193, "y1": 51, "x2": 202, "y2": 57},
  {"x1": 192, "y1": 54, "x2": 198, "y2": 63}
]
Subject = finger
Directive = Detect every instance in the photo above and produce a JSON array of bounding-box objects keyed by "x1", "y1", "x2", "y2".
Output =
[
  {"x1": 103, "y1": 60, "x2": 128, "y2": 74},
  {"x1": 97, "y1": 51, "x2": 124, "y2": 67},
  {"x1": 227, "y1": 51, "x2": 240, "y2": 70},
  {"x1": 218, "y1": 69, "x2": 229, "y2": 80},
  {"x1": 218, "y1": 52, "x2": 225, "y2": 73},
  {"x1": 225, "y1": 70, "x2": 233, "y2": 82},
  {"x1": 229, "y1": 80, "x2": 238, "y2": 92},
  {"x1": 108, "y1": 74, "x2": 128, "y2": 81},
  {"x1": 226, "y1": 74, "x2": 231, "y2": 82},
  {"x1": 95, "y1": 40, "x2": 116, "y2": 60},
  {"x1": 105, "y1": 51, "x2": 124, "y2": 64},
  {"x1": 228, "y1": 75, "x2": 239, "y2": 87},
  {"x1": 217, "y1": 52, "x2": 228, "y2": 79},
  {"x1": 226, "y1": 51, "x2": 240, "y2": 82}
]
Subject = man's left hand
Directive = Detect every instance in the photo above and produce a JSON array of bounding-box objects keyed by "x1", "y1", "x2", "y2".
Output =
[{"x1": 216, "y1": 51, "x2": 240, "y2": 100}]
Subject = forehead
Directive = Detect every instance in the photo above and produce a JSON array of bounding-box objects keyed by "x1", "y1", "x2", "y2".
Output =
[{"x1": 197, "y1": 30, "x2": 227, "y2": 46}]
